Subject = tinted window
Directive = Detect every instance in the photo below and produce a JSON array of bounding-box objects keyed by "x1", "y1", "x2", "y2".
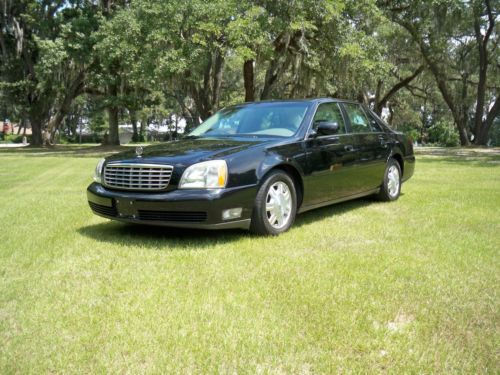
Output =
[
  {"x1": 312, "y1": 103, "x2": 345, "y2": 134},
  {"x1": 189, "y1": 102, "x2": 310, "y2": 138},
  {"x1": 343, "y1": 104, "x2": 372, "y2": 133}
]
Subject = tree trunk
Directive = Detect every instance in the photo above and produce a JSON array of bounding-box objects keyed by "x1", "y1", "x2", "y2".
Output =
[
  {"x1": 426, "y1": 58, "x2": 470, "y2": 146},
  {"x1": 129, "y1": 109, "x2": 138, "y2": 142},
  {"x1": 47, "y1": 70, "x2": 85, "y2": 142},
  {"x1": 243, "y1": 59, "x2": 255, "y2": 102},
  {"x1": 173, "y1": 115, "x2": 178, "y2": 139},
  {"x1": 374, "y1": 80, "x2": 383, "y2": 115},
  {"x1": 48, "y1": 112, "x2": 64, "y2": 144},
  {"x1": 16, "y1": 119, "x2": 23, "y2": 135},
  {"x1": 0, "y1": 26, "x2": 7, "y2": 59},
  {"x1": 357, "y1": 90, "x2": 369, "y2": 104},
  {"x1": 261, "y1": 32, "x2": 292, "y2": 100},
  {"x1": 107, "y1": 106, "x2": 120, "y2": 145},
  {"x1": 139, "y1": 119, "x2": 146, "y2": 142},
  {"x1": 473, "y1": 1, "x2": 495, "y2": 144},
  {"x1": 106, "y1": 82, "x2": 120, "y2": 145},
  {"x1": 212, "y1": 49, "x2": 224, "y2": 109},
  {"x1": 395, "y1": 21, "x2": 471, "y2": 146},
  {"x1": 456, "y1": 118, "x2": 470, "y2": 146},
  {"x1": 173, "y1": 90, "x2": 198, "y2": 132},
  {"x1": 190, "y1": 49, "x2": 225, "y2": 121},
  {"x1": 387, "y1": 102, "x2": 395, "y2": 127},
  {"x1": 473, "y1": 19, "x2": 487, "y2": 140},
  {"x1": 30, "y1": 118, "x2": 43, "y2": 146},
  {"x1": 476, "y1": 94, "x2": 500, "y2": 145},
  {"x1": 28, "y1": 101, "x2": 46, "y2": 146}
]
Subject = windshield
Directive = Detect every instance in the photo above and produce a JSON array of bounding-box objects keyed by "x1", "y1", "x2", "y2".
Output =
[{"x1": 189, "y1": 102, "x2": 310, "y2": 138}]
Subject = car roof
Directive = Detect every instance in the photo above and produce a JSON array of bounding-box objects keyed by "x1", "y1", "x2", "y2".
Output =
[{"x1": 239, "y1": 98, "x2": 362, "y2": 105}]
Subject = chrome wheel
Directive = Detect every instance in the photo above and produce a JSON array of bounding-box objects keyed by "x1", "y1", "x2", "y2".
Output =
[
  {"x1": 265, "y1": 181, "x2": 292, "y2": 229},
  {"x1": 387, "y1": 165, "x2": 400, "y2": 198},
  {"x1": 250, "y1": 171, "x2": 297, "y2": 235}
]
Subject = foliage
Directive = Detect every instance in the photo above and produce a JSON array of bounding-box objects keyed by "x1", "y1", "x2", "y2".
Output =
[
  {"x1": 0, "y1": 0, "x2": 498, "y2": 146},
  {"x1": 381, "y1": 0, "x2": 499, "y2": 145},
  {"x1": 0, "y1": 0, "x2": 102, "y2": 144},
  {"x1": 427, "y1": 120, "x2": 461, "y2": 147},
  {"x1": 488, "y1": 117, "x2": 500, "y2": 146},
  {"x1": 397, "y1": 123, "x2": 420, "y2": 144},
  {"x1": 0, "y1": 134, "x2": 30, "y2": 143}
]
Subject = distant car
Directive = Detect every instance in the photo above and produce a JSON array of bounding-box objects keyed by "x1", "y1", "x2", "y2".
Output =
[{"x1": 87, "y1": 98, "x2": 415, "y2": 235}]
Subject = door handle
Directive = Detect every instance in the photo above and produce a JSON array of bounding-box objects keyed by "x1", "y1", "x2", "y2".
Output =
[{"x1": 344, "y1": 145, "x2": 354, "y2": 152}]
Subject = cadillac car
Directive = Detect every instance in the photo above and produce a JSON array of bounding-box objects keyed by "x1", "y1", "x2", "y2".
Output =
[{"x1": 87, "y1": 98, "x2": 415, "y2": 235}]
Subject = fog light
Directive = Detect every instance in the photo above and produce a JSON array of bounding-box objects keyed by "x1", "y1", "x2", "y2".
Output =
[{"x1": 222, "y1": 208, "x2": 242, "y2": 221}]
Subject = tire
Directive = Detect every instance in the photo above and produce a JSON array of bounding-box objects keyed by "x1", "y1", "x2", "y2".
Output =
[
  {"x1": 377, "y1": 158, "x2": 402, "y2": 201},
  {"x1": 250, "y1": 170, "x2": 297, "y2": 235}
]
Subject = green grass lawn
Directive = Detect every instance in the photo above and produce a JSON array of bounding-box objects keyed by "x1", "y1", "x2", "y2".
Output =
[{"x1": 0, "y1": 146, "x2": 498, "y2": 373}]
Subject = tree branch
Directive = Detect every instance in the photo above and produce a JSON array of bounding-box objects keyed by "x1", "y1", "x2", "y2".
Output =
[
  {"x1": 405, "y1": 85, "x2": 428, "y2": 101},
  {"x1": 376, "y1": 65, "x2": 424, "y2": 113},
  {"x1": 483, "y1": 0, "x2": 495, "y2": 48}
]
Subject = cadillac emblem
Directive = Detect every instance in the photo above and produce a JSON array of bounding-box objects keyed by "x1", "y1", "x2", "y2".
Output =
[{"x1": 135, "y1": 146, "x2": 143, "y2": 157}]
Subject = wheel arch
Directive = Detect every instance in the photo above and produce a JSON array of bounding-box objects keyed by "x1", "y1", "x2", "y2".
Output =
[
  {"x1": 390, "y1": 152, "x2": 404, "y2": 176},
  {"x1": 258, "y1": 163, "x2": 304, "y2": 209}
]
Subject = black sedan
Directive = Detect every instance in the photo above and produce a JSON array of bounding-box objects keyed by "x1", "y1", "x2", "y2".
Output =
[{"x1": 87, "y1": 98, "x2": 415, "y2": 235}]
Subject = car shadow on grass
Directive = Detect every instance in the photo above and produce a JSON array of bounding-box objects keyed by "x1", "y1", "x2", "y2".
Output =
[
  {"x1": 294, "y1": 197, "x2": 377, "y2": 228},
  {"x1": 78, "y1": 197, "x2": 378, "y2": 247},
  {"x1": 78, "y1": 221, "x2": 249, "y2": 249}
]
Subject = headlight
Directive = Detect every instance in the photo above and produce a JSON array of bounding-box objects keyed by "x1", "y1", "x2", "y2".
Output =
[
  {"x1": 179, "y1": 160, "x2": 228, "y2": 189},
  {"x1": 93, "y1": 158, "x2": 105, "y2": 183}
]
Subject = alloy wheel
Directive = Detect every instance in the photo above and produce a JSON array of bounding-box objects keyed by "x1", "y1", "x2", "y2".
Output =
[
  {"x1": 265, "y1": 181, "x2": 292, "y2": 229},
  {"x1": 387, "y1": 165, "x2": 400, "y2": 198}
]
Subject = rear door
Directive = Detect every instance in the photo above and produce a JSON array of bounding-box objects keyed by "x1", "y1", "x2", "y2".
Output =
[
  {"x1": 341, "y1": 103, "x2": 391, "y2": 192},
  {"x1": 303, "y1": 102, "x2": 359, "y2": 206}
]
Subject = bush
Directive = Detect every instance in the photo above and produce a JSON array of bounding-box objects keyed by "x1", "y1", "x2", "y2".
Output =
[
  {"x1": 399, "y1": 126, "x2": 420, "y2": 144},
  {"x1": 488, "y1": 118, "x2": 500, "y2": 146},
  {"x1": 427, "y1": 121, "x2": 460, "y2": 147},
  {"x1": 60, "y1": 134, "x2": 103, "y2": 144},
  {"x1": 1, "y1": 134, "x2": 31, "y2": 143},
  {"x1": 131, "y1": 133, "x2": 145, "y2": 142}
]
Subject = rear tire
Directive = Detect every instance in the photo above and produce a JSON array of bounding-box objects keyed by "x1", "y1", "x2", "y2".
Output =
[
  {"x1": 377, "y1": 158, "x2": 402, "y2": 201},
  {"x1": 250, "y1": 170, "x2": 297, "y2": 235}
]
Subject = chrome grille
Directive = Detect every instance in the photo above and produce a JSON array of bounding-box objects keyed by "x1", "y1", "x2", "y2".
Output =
[{"x1": 103, "y1": 163, "x2": 173, "y2": 191}]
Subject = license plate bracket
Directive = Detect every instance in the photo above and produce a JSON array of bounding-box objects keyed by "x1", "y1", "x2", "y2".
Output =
[{"x1": 115, "y1": 198, "x2": 137, "y2": 218}]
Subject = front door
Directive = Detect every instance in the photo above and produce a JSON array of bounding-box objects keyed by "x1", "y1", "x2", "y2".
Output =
[{"x1": 303, "y1": 102, "x2": 359, "y2": 206}]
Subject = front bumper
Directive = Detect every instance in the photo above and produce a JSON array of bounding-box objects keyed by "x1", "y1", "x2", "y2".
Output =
[{"x1": 86, "y1": 182, "x2": 257, "y2": 230}]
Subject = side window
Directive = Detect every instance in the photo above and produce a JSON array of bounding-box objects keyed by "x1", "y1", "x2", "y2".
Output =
[
  {"x1": 344, "y1": 104, "x2": 372, "y2": 133},
  {"x1": 312, "y1": 103, "x2": 345, "y2": 134}
]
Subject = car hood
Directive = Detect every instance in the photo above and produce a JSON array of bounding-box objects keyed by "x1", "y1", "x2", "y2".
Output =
[{"x1": 105, "y1": 137, "x2": 274, "y2": 166}]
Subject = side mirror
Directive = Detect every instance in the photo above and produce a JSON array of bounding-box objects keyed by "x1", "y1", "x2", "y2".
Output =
[{"x1": 315, "y1": 121, "x2": 339, "y2": 135}]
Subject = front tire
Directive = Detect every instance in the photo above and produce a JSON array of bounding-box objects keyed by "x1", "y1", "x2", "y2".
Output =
[
  {"x1": 250, "y1": 170, "x2": 297, "y2": 235},
  {"x1": 377, "y1": 158, "x2": 402, "y2": 201}
]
